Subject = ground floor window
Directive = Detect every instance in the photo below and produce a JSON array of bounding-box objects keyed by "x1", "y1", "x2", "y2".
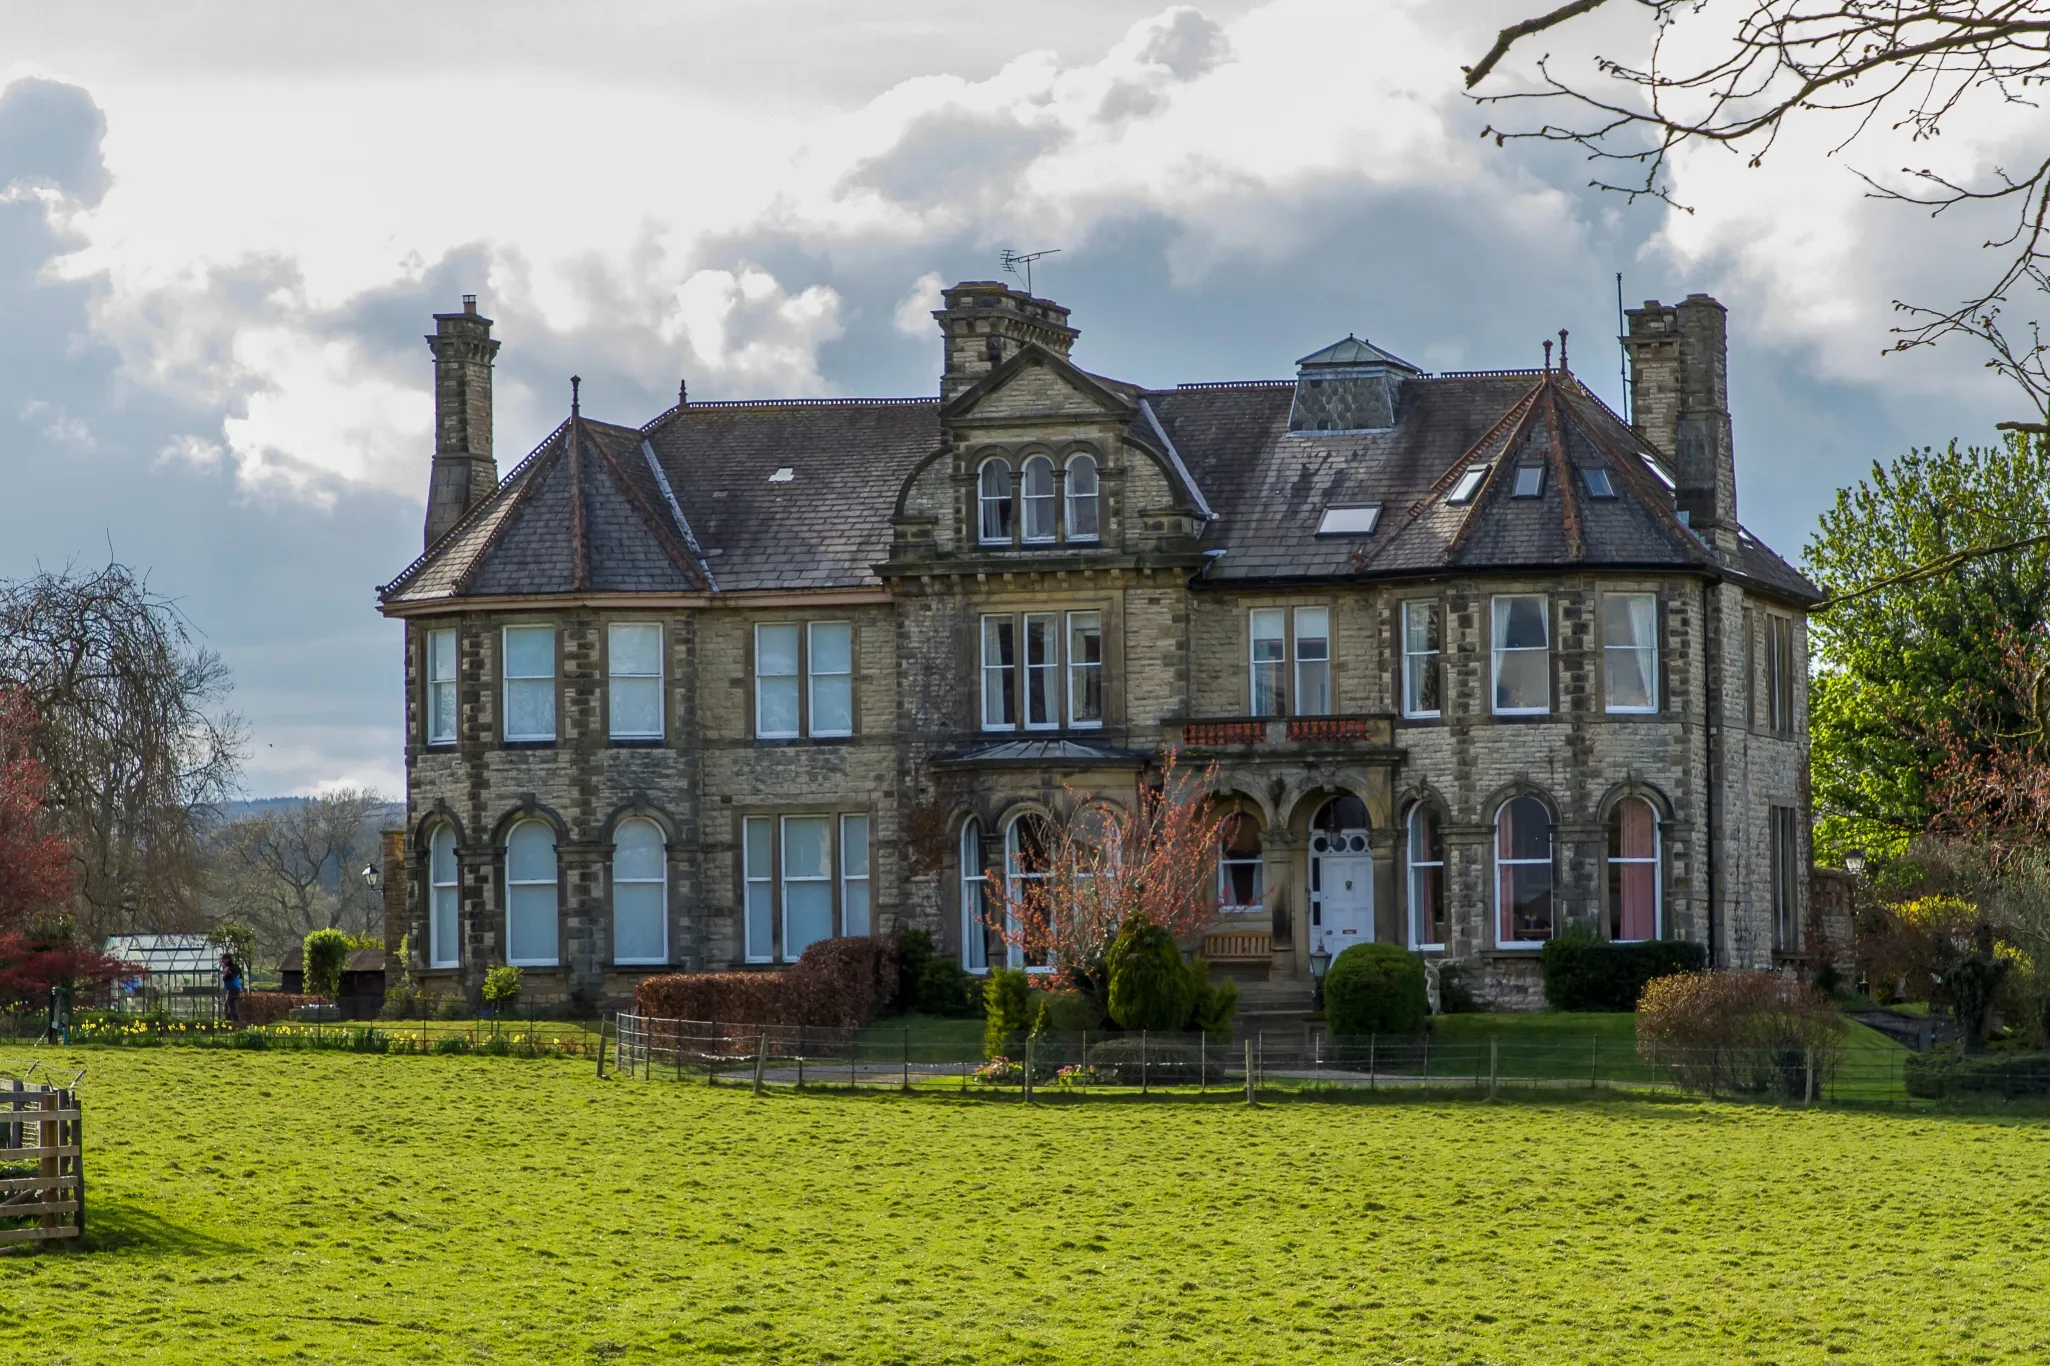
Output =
[
  {"x1": 1005, "y1": 814, "x2": 1055, "y2": 972},
  {"x1": 1770, "y1": 805, "x2": 1801, "y2": 951},
  {"x1": 1607, "y1": 798, "x2": 1660, "y2": 942},
  {"x1": 1217, "y1": 812, "x2": 1264, "y2": 912},
  {"x1": 1407, "y1": 805, "x2": 1446, "y2": 948},
  {"x1": 961, "y1": 820, "x2": 992, "y2": 973},
  {"x1": 612, "y1": 818, "x2": 668, "y2": 964},
  {"x1": 505, "y1": 820, "x2": 560, "y2": 966},
  {"x1": 743, "y1": 811, "x2": 871, "y2": 963},
  {"x1": 1496, "y1": 795, "x2": 1554, "y2": 946},
  {"x1": 428, "y1": 824, "x2": 459, "y2": 968}
]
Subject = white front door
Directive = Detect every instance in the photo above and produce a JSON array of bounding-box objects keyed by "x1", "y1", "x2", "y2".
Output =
[{"x1": 1316, "y1": 854, "x2": 1374, "y2": 956}]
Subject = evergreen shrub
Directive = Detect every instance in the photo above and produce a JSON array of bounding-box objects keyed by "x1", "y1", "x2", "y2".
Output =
[
  {"x1": 1106, "y1": 918, "x2": 1194, "y2": 1031},
  {"x1": 1324, "y1": 943, "x2": 1428, "y2": 1037},
  {"x1": 302, "y1": 928, "x2": 350, "y2": 1000},
  {"x1": 1905, "y1": 1048, "x2": 2050, "y2": 1099},
  {"x1": 982, "y1": 967, "x2": 1032, "y2": 1059},
  {"x1": 1540, "y1": 937, "x2": 1709, "y2": 1011}
]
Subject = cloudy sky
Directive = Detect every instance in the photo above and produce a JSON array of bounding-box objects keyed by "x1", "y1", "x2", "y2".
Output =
[{"x1": 0, "y1": 2, "x2": 2029, "y2": 796}]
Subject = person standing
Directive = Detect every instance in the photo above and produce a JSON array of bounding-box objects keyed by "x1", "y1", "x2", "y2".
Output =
[{"x1": 220, "y1": 953, "x2": 243, "y2": 1026}]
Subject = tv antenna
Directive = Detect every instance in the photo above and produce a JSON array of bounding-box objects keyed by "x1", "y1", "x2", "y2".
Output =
[{"x1": 1000, "y1": 248, "x2": 1060, "y2": 296}]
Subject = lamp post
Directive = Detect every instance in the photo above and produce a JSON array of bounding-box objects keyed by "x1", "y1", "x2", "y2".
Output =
[
  {"x1": 361, "y1": 863, "x2": 380, "y2": 892},
  {"x1": 1309, "y1": 944, "x2": 1332, "y2": 1011},
  {"x1": 1842, "y1": 850, "x2": 1868, "y2": 997}
]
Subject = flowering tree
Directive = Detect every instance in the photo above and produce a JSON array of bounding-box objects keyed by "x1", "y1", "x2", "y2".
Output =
[
  {"x1": 0, "y1": 689, "x2": 74, "y2": 927},
  {"x1": 0, "y1": 931, "x2": 132, "y2": 1011},
  {"x1": 982, "y1": 748, "x2": 1229, "y2": 997}
]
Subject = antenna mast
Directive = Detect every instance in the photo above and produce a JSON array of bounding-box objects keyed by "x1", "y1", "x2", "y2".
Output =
[
  {"x1": 1000, "y1": 247, "x2": 1060, "y2": 296},
  {"x1": 1616, "y1": 271, "x2": 1630, "y2": 423}
]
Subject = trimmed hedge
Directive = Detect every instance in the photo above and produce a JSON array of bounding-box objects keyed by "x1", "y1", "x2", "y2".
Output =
[
  {"x1": 1906, "y1": 1049, "x2": 2050, "y2": 1099},
  {"x1": 1540, "y1": 938, "x2": 1708, "y2": 1011},
  {"x1": 1324, "y1": 943, "x2": 1428, "y2": 1037},
  {"x1": 636, "y1": 936, "x2": 899, "y2": 1028}
]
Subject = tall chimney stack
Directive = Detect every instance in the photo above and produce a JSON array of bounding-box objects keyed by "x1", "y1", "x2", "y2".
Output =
[
  {"x1": 933, "y1": 282, "x2": 1078, "y2": 403},
  {"x1": 1622, "y1": 294, "x2": 1737, "y2": 546},
  {"x1": 423, "y1": 295, "x2": 500, "y2": 548}
]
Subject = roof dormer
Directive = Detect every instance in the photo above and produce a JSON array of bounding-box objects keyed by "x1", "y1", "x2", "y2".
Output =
[{"x1": 1287, "y1": 334, "x2": 1422, "y2": 434}]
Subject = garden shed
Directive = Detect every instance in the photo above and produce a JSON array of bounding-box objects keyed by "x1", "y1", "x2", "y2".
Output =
[{"x1": 278, "y1": 947, "x2": 390, "y2": 1019}]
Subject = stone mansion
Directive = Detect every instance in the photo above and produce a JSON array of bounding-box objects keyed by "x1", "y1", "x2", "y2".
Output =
[{"x1": 378, "y1": 282, "x2": 1816, "y2": 1010}]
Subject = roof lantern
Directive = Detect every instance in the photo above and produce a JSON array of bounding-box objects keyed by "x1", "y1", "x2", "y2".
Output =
[{"x1": 1288, "y1": 333, "x2": 1422, "y2": 434}]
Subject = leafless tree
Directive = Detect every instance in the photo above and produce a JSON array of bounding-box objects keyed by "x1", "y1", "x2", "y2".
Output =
[
  {"x1": 204, "y1": 790, "x2": 391, "y2": 969},
  {"x1": 1466, "y1": 1, "x2": 2050, "y2": 415},
  {"x1": 0, "y1": 563, "x2": 243, "y2": 939}
]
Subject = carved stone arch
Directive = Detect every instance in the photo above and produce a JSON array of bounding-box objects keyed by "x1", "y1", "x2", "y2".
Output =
[
  {"x1": 1210, "y1": 777, "x2": 1279, "y2": 831},
  {"x1": 1594, "y1": 778, "x2": 1675, "y2": 826},
  {"x1": 411, "y1": 801, "x2": 466, "y2": 852},
  {"x1": 1284, "y1": 781, "x2": 1378, "y2": 837},
  {"x1": 1479, "y1": 778, "x2": 1560, "y2": 825},
  {"x1": 1396, "y1": 780, "x2": 1452, "y2": 825},
  {"x1": 599, "y1": 799, "x2": 681, "y2": 847},
  {"x1": 490, "y1": 796, "x2": 571, "y2": 849}
]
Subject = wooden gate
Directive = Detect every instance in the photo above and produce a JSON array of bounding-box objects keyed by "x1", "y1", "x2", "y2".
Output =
[{"x1": 0, "y1": 1086, "x2": 82, "y2": 1247}]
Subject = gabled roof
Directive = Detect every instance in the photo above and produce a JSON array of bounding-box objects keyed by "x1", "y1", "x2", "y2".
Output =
[{"x1": 1295, "y1": 335, "x2": 1422, "y2": 373}]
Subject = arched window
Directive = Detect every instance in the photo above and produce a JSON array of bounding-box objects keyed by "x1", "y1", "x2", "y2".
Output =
[
  {"x1": 1495, "y1": 796, "x2": 1554, "y2": 946},
  {"x1": 978, "y1": 459, "x2": 1013, "y2": 544},
  {"x1": 961, "y1": 820, "x2": 990, "y2": 973},
  {"x1": 1004, "y1": 814, "x2": 1054, "y2": 971},
  {"x1": 1408, "y1": 805, "x2": 1446, "y2": 948},
  {"x1": 612, "y1": 818, "x2": 667, "y2": 965},
  {"x1": 1217, "y1": 812, "x2": 1264, "y2": 912},
  {"x1": 1021, "y1": 456, "x2": 1056, "y2": 542},
  {"x1": 1608, "y1": 797, "x2": 1661, "y2": 941},
  {"x1": 1065, "y1": 453, "x2": 1100, "y2": 541},
  {"x1": 505, "y1": 820, "x2": 559, "y2": 967},
  {"x1": 428, "y1": 825, "x2": 460, "y2": 969}
]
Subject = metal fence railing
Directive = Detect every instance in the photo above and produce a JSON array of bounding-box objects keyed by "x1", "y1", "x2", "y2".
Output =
[{"x1": 608, "y1": 1017, "x2": 1967, "y2": 1107}]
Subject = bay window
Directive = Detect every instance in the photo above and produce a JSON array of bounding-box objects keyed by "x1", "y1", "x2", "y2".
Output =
[
  {"x1": 426, "y1": 629, "x2": 457, "y2": 746},
  {"x1": 1490, "y1": 595, "x2": 1549, "y2": 715},
  {"x1": 1067, "y1": 613, "x2": 1103, "y2": 727},
  {"x1": 961, "y1": 820, "x2": 991, "y2": 973},
  {"x1": 1495, "y1": 795, "x2": 1554, "y2": 946},
  {"x1": 502, "y1": 625, "x2": 556, "y2": 742},
  {"x1": 982, "y1": 610, "x2": 1105, "y2": 730},
  {"x1": 428, "y1": 824, "x2": 459, "y2": 968},
  {"x1": 1065, "y1": 454, "x2": 1100, "y2": 540},
  {"x1": 608, "y1": 623, "x2": 664, "y2": 740},
  {"x1": 1408, "y1": 805, "x2": 1447, "y2": 948},
  {"x1": 1021, "y1": 456, "x2": 1056, "y2": 542},
  {"x1": 742, "y1": 811, "x2": 873, "y2": 963},
  {"x1": 1607, "y1": 798, "x2": 1660, "y2": 941},
  {"x1": 1602, "y1": 593, "x2": 1658, "y2": 713},
  {"x1": 978, "y1": 459, "x2": 1013, "y2": 544}
]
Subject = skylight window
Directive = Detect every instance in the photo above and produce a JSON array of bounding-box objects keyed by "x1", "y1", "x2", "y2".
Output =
[
  {"x1": 1448, "y1": 465, "x2": 1488, "y2": 504},
  {"x1": 768, "y1": 467, "x2": 795, "y2": 483},
  {"x1": 1583, "y1": 467, "x2": 1616, "y2": 498},
  {"x1": 1640, "y1": 455, "x2": 1676, "y2": 490},
  {"x1": 1511, "y1": 465, "x2": 1545, "y2": 498},
  {"x1": 1316, "y1": 505, "x2": 1382, "y2": 536}
]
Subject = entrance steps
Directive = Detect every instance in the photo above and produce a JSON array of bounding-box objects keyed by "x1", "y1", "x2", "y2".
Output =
[{"x1": 1232, "y1": 979, "x2": 1318, "y2": 1038}]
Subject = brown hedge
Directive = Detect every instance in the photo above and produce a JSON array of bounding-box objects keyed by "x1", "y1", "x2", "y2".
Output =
[
  {"x1": 635, "y1": 936, "x2": 899, "y2": 1028},
  {"x1": 238, "y1": 992, "x2": 326, "y2": 1027}
]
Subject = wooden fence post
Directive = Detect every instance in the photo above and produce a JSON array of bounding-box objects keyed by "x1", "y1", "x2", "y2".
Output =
[
  {"x1": 1591, "y1": 1035, "x2": 1598, "y2": 1090},
  {"x1": 1489, "y1": 1037, "x2": 1498, "y2": 1102},
  {"x1": 596, "y1": 1017, "x2": 609, "y2": 1079},
  {"x1": 1023, "y1": 1037, "x2": 1034, "y2": 1104},
  {"x1": 1141, "y1": 1031, "x2": 1149, "y2": 1097},
  {"x1": 1199, "y1": 1034, "x2": 1206, "y2": 1094},
  {"x1": 754, "y1": 1032, "x2": 767, "y2": 1095},
  {"x1": 902, "y1": 1025, "x2": 910, "y2": 1092},
  {"x1": 38, "y1": 1089, "x2": 58, "y2": 1248},
  {"x1": 65, "y1": 1088, "x2": 81, "y2": 1242},
  {"x1": 1805, "y1": 1047, "x2": 1816, "y2": 1107},
  {"x1": 1244, "y1": 1039, "x2": 1255, "y2": 1105}
]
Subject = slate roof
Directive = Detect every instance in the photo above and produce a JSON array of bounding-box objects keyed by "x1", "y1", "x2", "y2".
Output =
[{"x1": 380, "y1": 360, "x2": 1817, "y2": 607}]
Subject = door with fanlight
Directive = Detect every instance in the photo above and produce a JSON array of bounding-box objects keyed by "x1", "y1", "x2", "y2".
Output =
[{"x1": 1309, "y1": 795, "x2": 1374, "y2": 958}]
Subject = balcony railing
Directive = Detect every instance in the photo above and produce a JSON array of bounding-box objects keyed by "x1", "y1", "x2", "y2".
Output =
[{"x1": 1170, "y1": 713, "x2": 1396, "y2": 750}]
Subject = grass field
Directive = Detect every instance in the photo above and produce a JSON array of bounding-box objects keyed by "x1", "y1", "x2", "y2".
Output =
[{"x1": 20, "y1": 1047, "x2": 2050, "y2": 1364}]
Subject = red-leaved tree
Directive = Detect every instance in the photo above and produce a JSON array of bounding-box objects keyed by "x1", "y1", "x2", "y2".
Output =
[
  {"x1": 983, "y1": 748, "x2": 1226, "y2": 996},
  {"x1": 0, "y1": 689, "x2": 74, "y2": 927},
  {"x1": 0, "y1": 932, "x2": 132, "y2": 1010}
]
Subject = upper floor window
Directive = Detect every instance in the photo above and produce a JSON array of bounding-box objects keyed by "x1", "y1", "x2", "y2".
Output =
[
  {"x1": 608, "y1": 624, "x2": 664, "y2": 740},
  {"x1": 611, "y1": 818, "x2": 667, "y2": 965},
  {"x1": 426, "y1": 629, "x2": 457, "y2": 746},
  {"x1": 502, "y1": 625, "x2": 556, "y2": 743},
  {"x1": 428, "y1": 824, "x2": 459, "y2": 969},
  {"x1": 1402, "y1": 601, "x2": 1442, "y2": 719},
  {"x1": 1066, "y1": 454, "x2": 1100, "y2": 540},
  {"x1": 755, "y1": 622, "x2": 852, "y2": 739},
  {"x1": 505, "y1": 819, "x2": 559, "y2": 966},
  {"x1": 982, "y1": 611, "x2": 1102, "y2": 730},
  {"x1": 1602, "y1": 593, "x2": 1658, "y2": 713},
  {"x1": 1248, "y1": 607, "x2": 1332, "y2": 717},
  {"x1": 1765, "y1": 615, "x2": 1796, "y2": 735},
  {"x1": 1607, "y1": 797, "x2": 1660, "y2": 942},
  {"x1": 978, "y1": 459, "x2": 1013, "y2": 544},
  {"x1": 1021, "y1": 456, "x2": 1056, "y2": 542},
  {"x1": 1490, "y1": 595, "x2": 1549, "y2": 715},
  {"x1": 1250, "y1": 609, "x2": 1287, "y2": 717},
  {"x1": 1495, "y1": 794, "x2": 1554, "y2": 947},
  {"x1": 1294, "y1": 608, "x2": 1331, "y2": 716}
]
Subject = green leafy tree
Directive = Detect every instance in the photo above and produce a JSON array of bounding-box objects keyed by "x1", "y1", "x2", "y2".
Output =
[
  {"x1": 301, "y1": 927, "x2": 349, "y2": 1000},
  {"x1": 1804, "y1": 434, "x2": 2050, "y2": 866},
  {"x1": 1105, "y1": 916, "x2": 1194, "y2": 1031}
]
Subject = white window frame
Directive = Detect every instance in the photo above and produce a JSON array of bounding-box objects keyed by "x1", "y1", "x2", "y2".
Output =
[
  {"x1": 1293, "y1": 607, "x2": 1331, "y2": 717},
  {"x1": 501, "y1": 625, "x2": 557, "y2": 743},
  {"x1": 1448, "y1": 465, "x2": 1488, "y2": 503},
  {"x1": 980, "y1": 615, "x2": 1018, "y2": 731},
  {"x1": 1023, "y1": 612, "x2": 1060, "y2": 730},
  {"x1": 504, "y1": 819, "x2": 560, "y2": 967},
  {"x1": 779, "y1": 814, "x2": 834, "y2": 964},
  {"x1": 1065, "y1": 453, "x2": 1100, "y2": 542},
  {"x1": 1606, "y1": 797, "x2": 1661, "y2": 943},
  {"x1": 978, "y1": 458, "x2": 1012, "y2": 545},
  {"x1": 961, "y1": 820, "x2": 990, "y2": 974},
  {"x1": 426, "y1": 629, "x2": 458, "y2": 746},
  {"x1": 1004, "y1": 815, "x2": 1055, "y2": 974},
  {"x1": 1020, "y1": 455, "x2": 1057, "y2": 543},
  {"x1": 607, "y1": 623, "x2": 665, "y2": 741},
  {"x1": 1490, "y1": 594, "x2": 1551, "y2": 716},
  {"x1": 753, "y1": 623, "x2": 802, "y2": 740},
  {"x1": 840, "y1": 814, "x2": 871, "y2": 937},
  {"x1": 1407, "y1": 805, "x2": 1446, "y2": 950},
  {"x1": 1583, "y1": 467, "x2": 1616, "y2": 498},
  {"x1": 610, "y1": 817, "x2": 669, "y2": 966},
  {"x1": 1494, "y1": 797, "x2": 1555, "y2": 949},
  {"x1": 807, "y1": 621, "x2": 854, "y2": 738},
  {"x1": 1217, "y1": 816, "x2": 1264, "y2": 914},
  {"x1": 1602, "y1": 592, "x2": 1660, "y2": 714},
  {"x1": 1511, "y1": 465, "x2": 1545, "y2": 498},
  {"x1": 1249, "y1": 608, "x2": 1286, "y2": 717},
  {"x1": 743, "y1": 817, "x2": 775, "y2": 964},
  {"x1": 428, "y1": 824, "x2": 460, "y2": 968},
  {"x1": 1066, "y1": 611, "x2": 1103, "y2": 729},
  {"x1": 1401, "y1": 600, "x2": 1442, "y2": 720}
]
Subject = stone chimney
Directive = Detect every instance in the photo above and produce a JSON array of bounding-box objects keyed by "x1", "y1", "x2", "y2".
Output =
[
  {"x1": 933, "y1": 281, "x2": 1078, "y2": 403},
  {"x1": 1622, "y1": 294, "x2": 1737, "y2": 540},
  {"x1": 423, "y1": 295, "x2": 501, "y2": 548}
]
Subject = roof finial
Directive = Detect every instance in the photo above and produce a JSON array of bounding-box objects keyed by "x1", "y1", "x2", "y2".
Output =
[
  {"x1": 1543, "y1": 339, "x2": 1553, "y2": 373},
  {"x1": 1558, "y1": 328, "x2": 1570, "y2": 373},
  {"x1": 571, "y1": 375, "x2": 581, "y2": 414},
  {"x1": 678, "y1": 378, "x2": 688, "y2": 409}
]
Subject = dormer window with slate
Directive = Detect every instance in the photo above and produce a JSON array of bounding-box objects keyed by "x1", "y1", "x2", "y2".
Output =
[
  {"x1": 1287, "y1": 334, "x2": 1422, "y2": 434},
  {"x1": 973, "y1": 447, "x2": 1108, "y2": 549},
  {"x1": 1511, "y1": 465, "x2": 1545, "y2": 498},
  {"x1": 1448, "y1": 465, "x2": 1488, "y2": 504},
  {"x1": 1583, "y1": 466, "x2": 1616, "y2": 498}
]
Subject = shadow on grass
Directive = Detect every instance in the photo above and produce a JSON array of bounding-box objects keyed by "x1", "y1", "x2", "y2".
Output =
[{"x1": 75, "y1": 1198, "x2": 249, "y2": 1257}]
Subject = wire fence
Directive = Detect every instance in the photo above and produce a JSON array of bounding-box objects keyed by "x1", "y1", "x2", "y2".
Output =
[{"x1": 608, "y1": 1016, "x2": 1974, "y2": 1108}]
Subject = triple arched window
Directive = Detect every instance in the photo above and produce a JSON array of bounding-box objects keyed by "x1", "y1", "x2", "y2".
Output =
[{"x1": 977, "y1": 453, "x2": 1100, "y2": 546}]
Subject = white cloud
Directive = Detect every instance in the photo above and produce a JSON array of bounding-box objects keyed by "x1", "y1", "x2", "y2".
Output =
[{"x1": 893, "y1": 272, "x2": 946, "y2": 337}]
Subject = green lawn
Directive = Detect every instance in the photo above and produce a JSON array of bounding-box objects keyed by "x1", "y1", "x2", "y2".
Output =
[{"x1": 24, "y1": 1047, "x2": 2050, "y2": 1363}]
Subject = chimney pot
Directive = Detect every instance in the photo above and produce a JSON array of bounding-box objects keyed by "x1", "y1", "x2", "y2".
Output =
[
  {"x1": 423, "y1": 301, "x2": 501, "y2": 548},
  {"x1": 932, "y1": 281, "x2": 1078, "y2": 402},
  {"x1": 462, "y1": 294, "x2": 477, "y2": 314}
]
